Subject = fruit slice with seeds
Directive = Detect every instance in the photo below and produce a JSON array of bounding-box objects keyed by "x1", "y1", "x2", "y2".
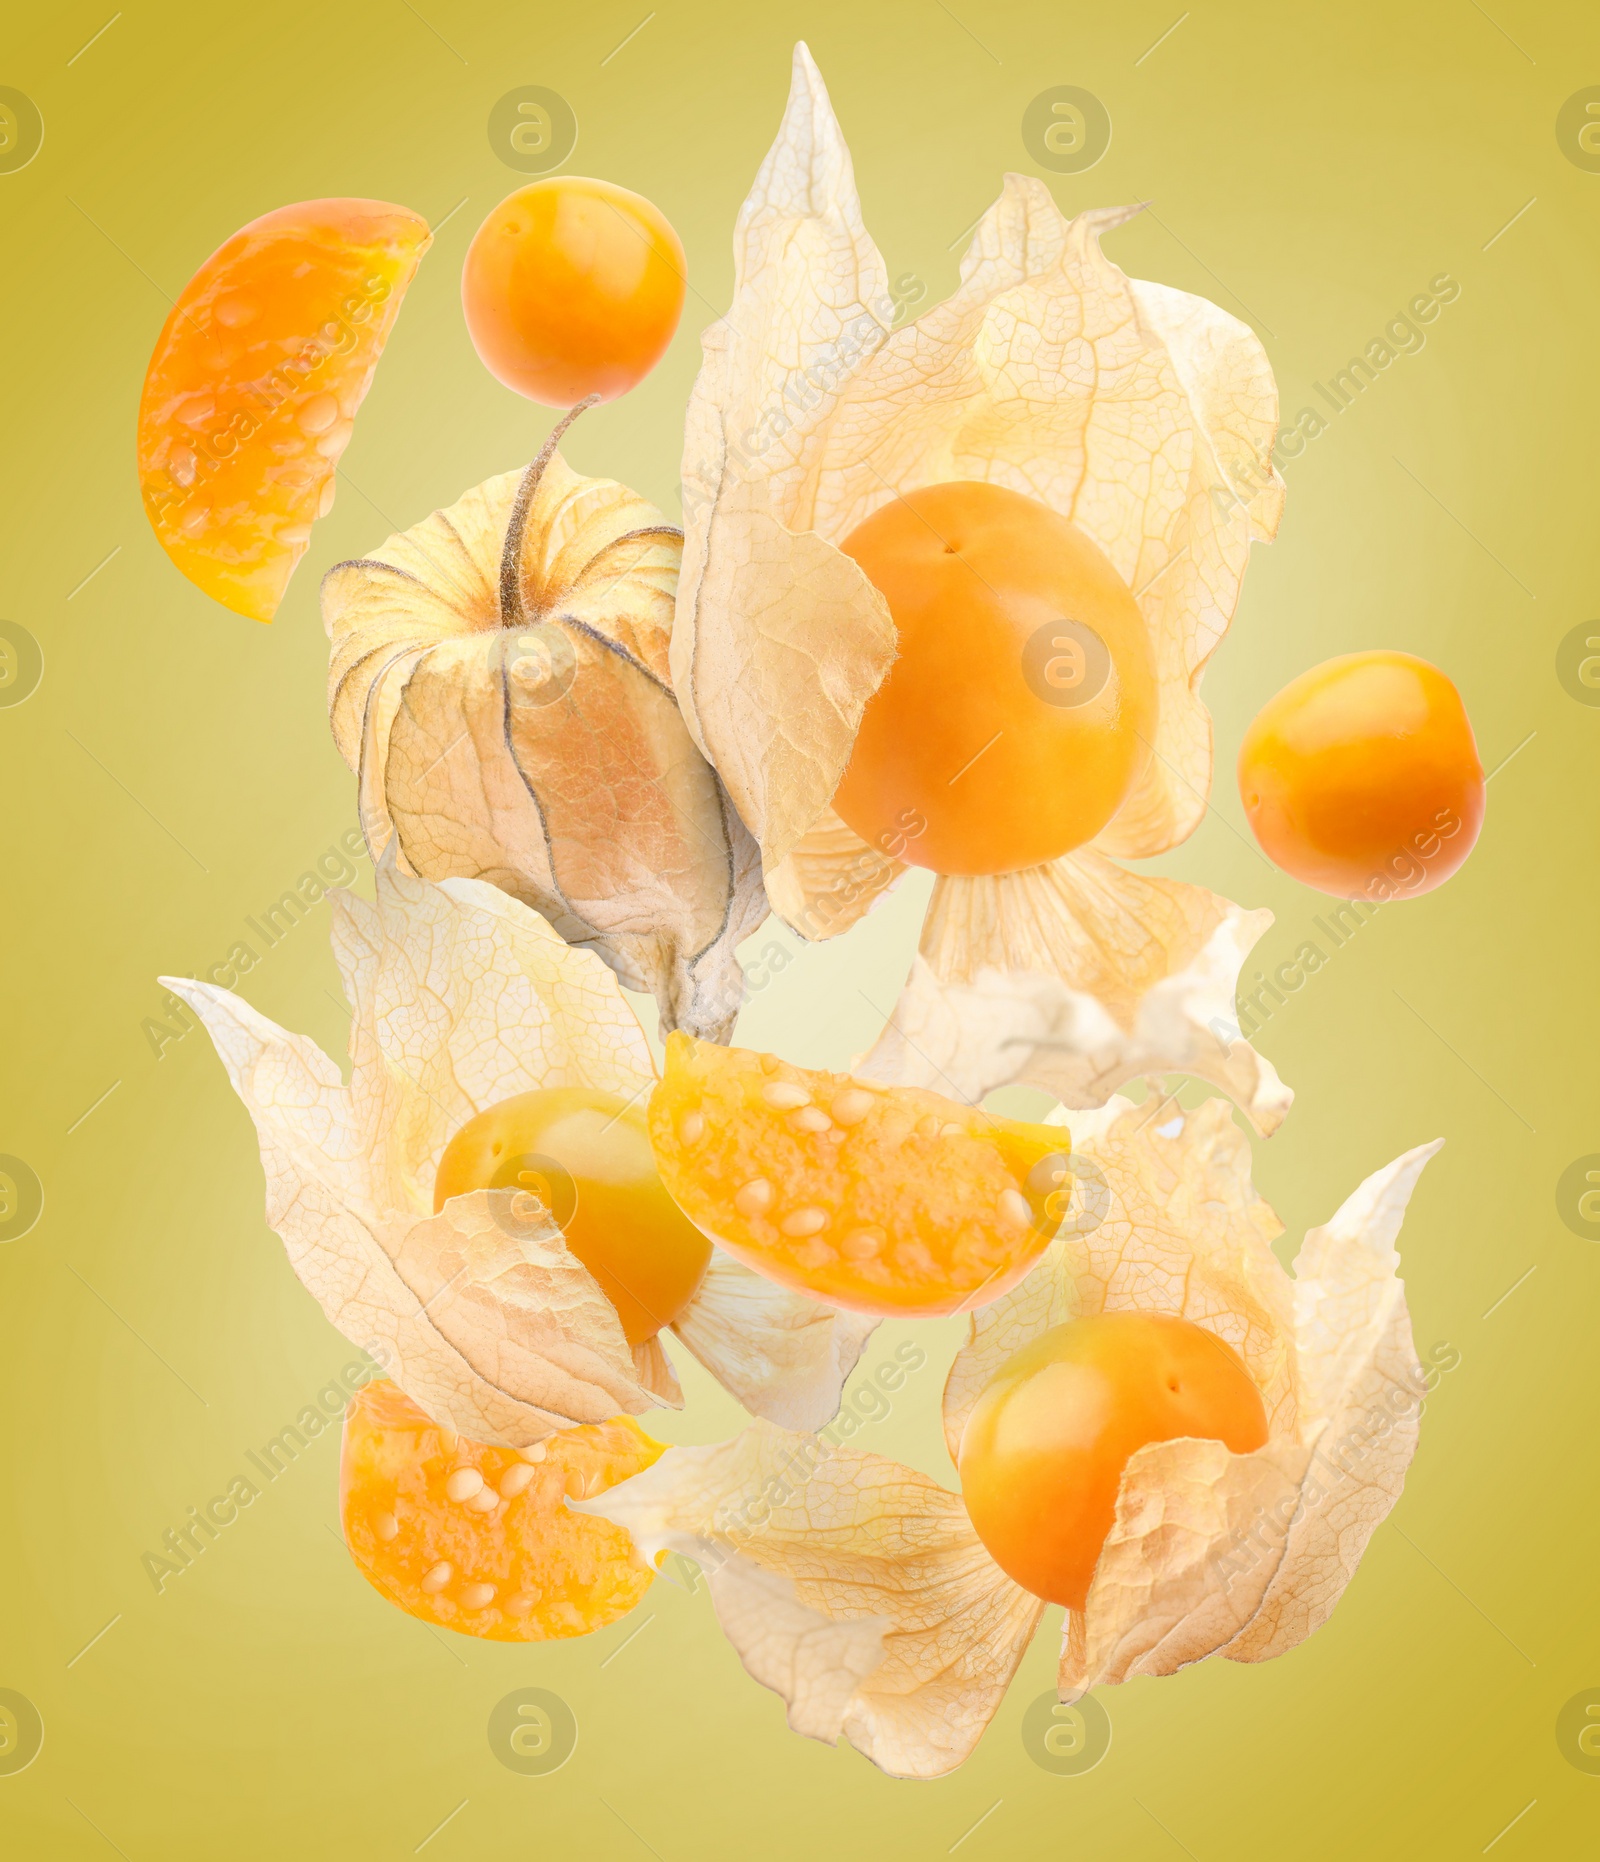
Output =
[
  {"x1": 341, "y1": 1380, "x2": 661, "y2": 1642},
  {"x1": 137, "y1": 198, "x2": 430, "y2": 622},
  {"x1": 649, "y1": 1032, "x2": 1069, "y2": 1317}
]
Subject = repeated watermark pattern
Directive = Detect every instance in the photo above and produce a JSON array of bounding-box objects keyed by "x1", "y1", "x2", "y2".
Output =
[
  {"x1": 143, "y1": 828, "x2": 372, "y2": 1058},
  {"x1": 1021, "y1": 87, "x2": 1111, "y2": 174},
  {"x1": 488, "y1": 1688, "x2": 578, "y2": 1774},
  {"x1": 0, "y1": 1155, "x2": 43, "y2": 1243},
  {"x1": 141, "y1": 1356, "x2": 382, "y2": 1593},
  {"x1": 1208, "y1": 1343, "x2": 1460, "y2": 1590},
  {"x1": 0, "y1": 88, "x2": 43, "y2": 175},
  {"x1": 1555, "y1": 1155, "x2": 1600, "y2": 1242},
  {"x1": 1556, "y1": 88, "x2": 1600, "y2": 172},
  {"x1": 488, "y1": 87, "x2": 578, "y2": 174},
  {"x1": 0, "y1": 1689, "x2": 44, "y2": 1776},
  {"x1": 1212, "y1": 273, "x2": 1462, "y2": 516},
  {"x1": 1555, "y1": 621, "x2": 1600, "y2": 706},
  {"x1": 1021, "y1": 1688, "x2": 1111, "y2": 1774},
  {"x1": 0, "y1": 620, "x2": 43, "y2": 708}
]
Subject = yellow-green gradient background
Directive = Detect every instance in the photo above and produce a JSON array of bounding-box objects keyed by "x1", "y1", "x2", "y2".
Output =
[{"x1": 2, "y1": 1, "x2": 1597, "y2": 1856}]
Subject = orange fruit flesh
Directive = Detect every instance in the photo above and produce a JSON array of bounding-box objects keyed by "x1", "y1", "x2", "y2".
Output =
[
  {"x1": 832, "y1": 481, "x2": 1159, "y2": 877},
  {"x1": 958, "y1": 1313, "x2": 1269, "y2": 1609},
  {"x1": 461, "y1": 178, "x2": 686, "y2": 406},
  {"x1": 648, "y1": 1032, "x2": 1069, "y2": 1317},
  {"x1": 1238, "y1": 650, "x2": 1484, "y2": 899},
  {"x1": 137, "y1": 197, "x2": 430, "y2": 621},
  {"x1": 340, "y1": 1380, "x2": 662, "y2": 1641},
  {"x1": 433, "y1": 1087, "x2": 712, "y2": 1348}
]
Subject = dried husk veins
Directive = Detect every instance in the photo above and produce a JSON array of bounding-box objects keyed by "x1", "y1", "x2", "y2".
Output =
[
  {"x1": 584, "y1": 1095, "x2": 1441, "y2": 1776},
  {"x1": 675, "y1": 44, "x2": 1291, "y2": 1129},
  {"x1": 324, "y1": 406, "x2": 765, "y2": 1042},
  {"x1": 161, "y1": 863, "x2": 873, "y2": 1446}
]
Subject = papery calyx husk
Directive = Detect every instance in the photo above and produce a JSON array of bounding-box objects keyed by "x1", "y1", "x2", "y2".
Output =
[
  {"x1": 160, "y1": 862, "x2": 872, "y2": 1446},
  {"x1": 675, "y1": 42, "x2": 1290, "y2": 1130},
  {"x1": 584, "y1": 1093, "x2": 1441, "y2": 1777},
  {"x1": 323, "y1": 406, "x2": 766, "y2": 1043}
]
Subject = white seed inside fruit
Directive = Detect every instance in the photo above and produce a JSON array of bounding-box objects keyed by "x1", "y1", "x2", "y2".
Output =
[
  {"x1": 421, "y1": 1561, "x2": 452, "y2": 1593},
  {"x1": 297, "y1": 392, "x2": 339, "y2": 434},
  {"x1": 374, "y1": 1511, "x2": 399, "y2": 1542},
  {"x1": 518, "y1": 1441, "x2": 548, "y2": 1464},
  {"x1": 997, "y1": 1188, "x2": 1031, "y2": 1227},
  {"x1": 460, "y1": 1582, "x2": 496, "y2": 1610},
  {"x1": 841, "y1": 1228, "x2": 885, "y2": 1262},
  {"x1": 679, "y1": 1110, "x2": 707, "y2": 1144},
  {"x1": 499, "y1": 1462, "x2": 537, "y2": 1498},
  {"x1": 940, "y1": 1122, "x2": 964, "y2": 1137},
  {"x1": 761, "y1": 1081, "x2": 811, "y2": 1111},
  {"x1": 829, "y1": 1088, "x2": 875, "y2": 1127},
  {"x1": 791, "y1": 1106, "x2": 831, "y2": 1133},
  {"x1": 467, "y1": 1485, "x2": 500, "y2": 1513},
  {"x1": 735, "y1": 1178, "x2": 774, "y2": 1217},
  {"x1": 445, "y1": 1468, "x2": 485, "y2": 1503},
  {"x1": 780, "y1": 1207, "x2": 828, "y2": 1238}
]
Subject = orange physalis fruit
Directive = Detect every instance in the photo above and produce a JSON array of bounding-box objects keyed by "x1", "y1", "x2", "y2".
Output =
[
  {"x1": 648, "y1": 1032, "x2": 1068, "y2": 1317},
  {"x1": 340, "y1": 1380, "x2": 662, "y2": 1642},
  {"x1": 1238, "y1": 650, "x2": 1484, "y2": 900},
  {"x1": 831, "y1": 481, "x2": 1159, "y2": 877},
  {"x1": 461, "y1": 178, "x2": 686, "y2": 406},
  {"x1": 137, "y1": 198, "x2": 431, "y2": 622},
  {"x1": 958, "y1": 1313, "x2": 1269, "y2": 1609},
  {"x1": 433, "y1": 1087, "x2": 712, "y2": 1348}
]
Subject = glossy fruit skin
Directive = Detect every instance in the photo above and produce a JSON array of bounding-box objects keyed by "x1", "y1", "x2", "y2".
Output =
[
  {"x1": 341, "y1": 1379, "x2": 661, "y2": 1642},
  {"x1": 462, "y1": 178, "x2": 686, "y2": 406},
  {"x1": 137, "y1": 198, "x2": 430, "y2": 621},
  {"x1": 434, "y1": 1087, "x2": 711, "y2": 1347},
  {"x1": 1238, "y1": 651, "x2": 1484, "y2": 899},
  {"x1": 958, "y1": 1312, "x2": 1269, "y2": 1609},
  {"x1": 830, "y1": 481, "x2": 1159, "y2": 877}
]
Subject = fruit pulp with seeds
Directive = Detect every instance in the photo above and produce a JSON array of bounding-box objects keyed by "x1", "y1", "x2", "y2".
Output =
[
  {"x1": 137, "y1": 198, "x2": 431, "y2": 622},
  {"x1": 1238, "y1": 650, "x2": 1484, "y2": 898},
  {"x1": 462, "y1": 178, "x2": 686, "y2": 407},
  {"x1": 958, "y1": 1313, "x2": 1270, "y2": 1609},
  {"x1": 648, "y1": 1033, "x2": 1071, "y2": 1317},
  {"x1": 831, "y1": 481, "x2": 1159, "y2": 876},
  {"x1": 434, "y1": 1087, "x2": 711, "y2": 1346},
  {"x1": 340, "y1": 1380, "x2": 662, "y2": 1641}
]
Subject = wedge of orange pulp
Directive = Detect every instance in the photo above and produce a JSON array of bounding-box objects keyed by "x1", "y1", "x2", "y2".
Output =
[
  {"x1": 461, "y1": 178, "x2": 685, "y2": 406},
  {"x1": 958, "y1": 1313, "x2": 1269, "y2": 1608},
  {"x1": 832, "y1": 481, "x2": 1159, "y2": 876},
  {"x1": 137, "y1": 198, "x2": 430, "y2": 621},
  {"x1": 341, "y1": 1380, "x2": 662, "y2": 1641},
  {"x1": 649, "y1": 1033, "x2": 1071, "y2": 1317},
  {"x1": 433, "y1": 1087, "x2": 712, "y2": 1347}
]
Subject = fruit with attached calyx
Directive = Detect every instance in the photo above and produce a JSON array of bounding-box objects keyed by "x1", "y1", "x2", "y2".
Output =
[
  {"x1": 958, "y1": 1312, "x2": 1269, "y2": 1608},
  {"x1": 831, "y1": 480, "x2": 1159, "y2": 877},
  {"x1": 434, "y1": 1087, "x2": 712, "y2": 1348}
]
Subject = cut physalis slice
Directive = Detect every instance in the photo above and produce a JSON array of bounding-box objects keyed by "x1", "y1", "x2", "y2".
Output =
[
  {"x1": 649, "y1": 1033, "x2": 1068, "y2": 1317},
  {"x1": 340, "y1": 1380, "x2": 661, "y2": 1642},
  {"x1": 138, "y1": 197, "x2": 430, "y2": 621}
]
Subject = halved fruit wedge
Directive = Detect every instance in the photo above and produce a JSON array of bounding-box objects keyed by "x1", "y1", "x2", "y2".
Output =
[
  {"x1": 649, "y1": 1033, "x2": 1069, "y2": 1317},
  {"x1": 340, "y1": 1380, "x2": 661, "y2": 1642},
  {"x1": 137, "y1": 198, "x2": 430, "y2": 621}
]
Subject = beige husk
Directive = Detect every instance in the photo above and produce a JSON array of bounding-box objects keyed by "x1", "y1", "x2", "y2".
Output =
[
  {"x1": 675, "y1": 43, "x2": 1290, "y2": 1129},
  {"x1": 323, "y1": 415, "x2": 766, "y2": 1044},
  {"x1": 161, "y1": 863, "x2": 873, "y2": 1446},
  {"x1": 583, "y1": 1094, "x2": 1440, "y2": 1777}
]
